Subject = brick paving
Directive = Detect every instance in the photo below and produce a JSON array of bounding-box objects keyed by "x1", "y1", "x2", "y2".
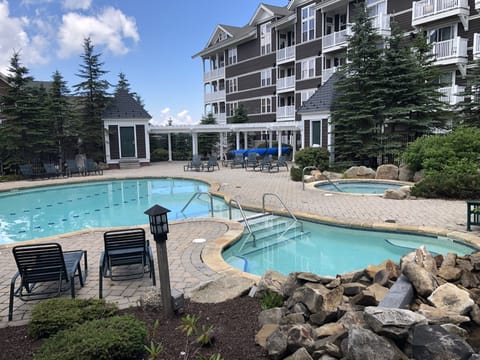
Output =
[{"x1": 1, "y1": 161, "x2": 479, "y2": 326}]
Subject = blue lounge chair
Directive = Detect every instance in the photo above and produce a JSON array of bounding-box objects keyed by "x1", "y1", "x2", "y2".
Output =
[
  {"x1": 43, "y1": 163, "x2": 62, "y2": 178},
  {"x1": 245, "y1": 152, "x2": 259, "y2": 171},
  {"x1": 184, "y1": 155, "x2": 204, "y2": 171}
]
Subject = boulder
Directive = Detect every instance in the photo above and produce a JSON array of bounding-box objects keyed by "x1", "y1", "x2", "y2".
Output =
[
  {"x1": 427, "y1": 283, "x2": 474, "y2": 315},
  {"x1": 384, "y1": 189, "x2": 407, "y2": 200},
  {"x1": 314, "y1": 322, "x2": 346, "y2": 339},
  {"x1": 287, "y1": 324, "x2": 315, "y2": 353},
  {"x1": 470, "y1": 252, "x2": 480, "y2": 271},
  {"x1": 344, "y1": 166, "x2": 376, "y2": 179},
  {"x1": 189, "y1": 275, "x2": 255, "y2": 303},
  {"x1": 417, "y1": 304, "x2": 471, "y2": 325},
  {"x1": 398, "y1": 164, "x2": 414, "y2": 182},
  {"x1": 322, "y1": 171, "x2": 342, "y2": 180},
  {"x1": 351, "y1": 283, "x2": 389, "y2": 306},
  {"x1": 259, "y1": 307, "x2": 285, "y2": 326},
  {"x1": 257, "y1": 270, "x2": 289, "y2": 296},
  {"x1": 375, "y1": 164, "x2": 399, "y2": 180},
  {"x1": 345, "y1": 326, "x2": 406, "y2": 360},
  {"x1": 364, "y1": 307, "x2": 427, "y2": 339},
  {"x1": 402, "y1": 262, "x2": 437, "y2": 297},
  {"x1": 437, "y1": 266, "x2": 462, "y2": 282},
  {"x1": 284, "y1": 347, "x2": 313, "y2": 360},
  {"x1": 266, "y1": 326, "x2": 289, "y2": 358},
  {"x1": 256, "y1": 324, "x2": 279, "y2": 347},
  {"x1": 301, "y1": 283, "x2": 343, "y2": 314},
  {"x1": 413, "y1": 169, "x2": 424, "y2": 182}
]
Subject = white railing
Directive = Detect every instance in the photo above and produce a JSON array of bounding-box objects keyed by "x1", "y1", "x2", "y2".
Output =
[
  {"x1": 322, "y1": 25, "x2": 351, "y2": 50},
  {"x1": 277, "y1": 45, "x2": 295, "y2": 64},
  {"x1": 438, "y1": 85, "x2": 465, "y2": 105},
  {"x1": 322, "y1": 67, "x2": 338, "y2": 84},
  {"x1": 276, "y1": 76, "x2": 295, "y2": 91},
  {"x1": 204, "y1": 67, "x2": 225, "y2": 82},
  {"x1": 432, "y1": 37, "x2": 467, "y2": 62},
  {"x1": 371, "y1": 14, "x2": 390, "y2": 33},
  {"x1": 413, "y1": 0, "x2": 469, "y2": 22},
  {"x1": 277, "y1": 106, "x2": 295, "y2": 119},
  {"x1": 476, "y1": 0, "x2": 480, "y2": 11},
  {"x1": 204, "y1": 90, "x2": 226, "y2": 103},
  {"x1": 474, "y1": 33, "x2": 480, "y2": 60},
  {"x1": 213, "y1": 113, "x2": 226, "y2": 125}
]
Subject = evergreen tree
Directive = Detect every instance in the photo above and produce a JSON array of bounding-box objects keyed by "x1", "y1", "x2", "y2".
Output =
[
  {"x1": 455, "y1": 57, "x2": 480, "y2": 127},
  {"x1": 0, "y1": 52, "x2": 36, "y2": 170},
  {"x1": 230, "y1": 104, "x2": 249, "y2": 123},
  {"x1": 115, "y1": 72, "x2": 131, "y2": 93},
  {"x1": 198, "y1": 112, "x2": 219, "y2": 156},
  {"x1": 74, "y1": 37, "x2": 110, "y2": 161},
  {"x1": 331, "y1": 4, "x2": 384, "y2": 165}
]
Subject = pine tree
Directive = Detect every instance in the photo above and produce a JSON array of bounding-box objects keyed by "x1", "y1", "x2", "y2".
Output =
[
  {"x1": 230, "y1": 104, "x2": 249, "y2": 123},
  {"x1": 0, "y1": 52, "x2": 36, "y2": 170},
  {"x1": 115, "y1": 72, "x2": 131, "y2": 93},
  {"x1": 74, "y1": 37, "x2": 110, "y2": 161},
  {"x1": 331, "y1": 4, "x2": 384, "y2": 165},
  {"x1": 455, "y1": 57, "x2": 480, "y2": 127},
  {"x1": 198, "y1": 113, "x2": 219, "y2": 156}
]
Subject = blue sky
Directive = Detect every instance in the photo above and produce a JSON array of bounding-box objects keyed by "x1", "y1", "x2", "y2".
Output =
[{"x1": 0, "y1": 0, "x2": 287, "y2": 125}]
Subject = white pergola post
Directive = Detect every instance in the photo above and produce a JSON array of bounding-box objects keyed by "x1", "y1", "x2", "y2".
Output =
[
  {"x1": 167, "y1": 133, "x2": 172, "y2": 162},
  {"x1": 292, "y1": 130, "x2": 297, "y2": 162},
  {"x1": 277, "y1": 130, "x2": 281, "y2": 158},
  {"x1": 244, "y1": 132, "x2": 248, "y2": 149},
  {"x1": 269, "y1": 131, "x2": 273, "y2": 148},
  {"x1": 219, "y1": 132, "x2": 225, "y2": 160},
  {"x1": 192, "y1": 133, "x2": 198, "y2": 156},
  {"x1": 236, "y1": 132, "x2": 240, "y2": 150}
]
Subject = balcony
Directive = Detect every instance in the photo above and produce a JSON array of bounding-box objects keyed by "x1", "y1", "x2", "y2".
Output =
[
  {"x1": 371, "y1": 14, "x2": 391, "y2": 37},
  {"x1": 322, "y1": 67, "x2": 338, "y2": 84},
  {"x1": 204, "y1": 67, "x2": 225, "y2": 82},
  {"x1": 322, "y1": 25, "x2": 352, "y2": 53},
  {"x1": 213, "y1": 113, "x2": 226, "y2": 125},
  {"x1": 477, "y1": 0, "x2": 480, "y2": 11},
  {"x1": 276, "y1": 75, "x2": 295, "y2": 93},
  {"x1": 438, "y1": 85, "x2": 465, "y2": 105},
  {"x1": 277, "y1": 45, "x2": 295, "y2": 64},
  {"x1": 205, "y1": 90, "x2": 226, "y2": 103},
  {"x1": 431, "y1": 37, "x2": 467, "y2": 67},
  {"x1": 474, "y1": 33, "x2": 480, "y2": 60},
  {"x1": 412, "y1": 0, "x2": 469, "y2": 30},
  {"x1": 277, "y1": 106, "x2": 295, "y2": 120}
]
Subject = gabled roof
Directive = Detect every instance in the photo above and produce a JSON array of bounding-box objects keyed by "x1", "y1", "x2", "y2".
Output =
[
  {"x1": 205, "y1": 24, "x2": 243, "y2": 49},
  {"x1": 287, "y1": 0, "x2": 311, "y2": 11},
  {"x1": 249, "y1": 3, "x2": 291, "y2": 26},
  {"x1": 103, "y1": 89, "x2": 151, "y2": 119},
  {"x1": 297, "y1": 72, "x2": 341, "y2": 114}
]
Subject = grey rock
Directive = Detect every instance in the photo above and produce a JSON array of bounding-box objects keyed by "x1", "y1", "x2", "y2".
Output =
[
  {"x1": 470, "y1": 252, "x2": 480, "y2": 271},
  {"x1": 346, "y1": 326, "x2": 407, "y2": 360},
  {"x1": 364, "y1": 307, "x2": 427, "y2": 339},
  {"x1": 384, "y1": 189, "x2": 407, "y2": 200},
  {"x1": 259, "y1": 307, "x2": 285, "y2": 326},
  {"x1": 256, "y1": 324, "x2": 279, "y2": 348},
  {"x1": 284, "y1": 347, "x2": 313, "y2": 360},
  {"x1": 189, "y1": 275, "x2": 255, "y2": 303},
  {"x1": 440, "y1": 323, "x2": 469, "y2": 338},
  {"x1": 266, "y1": 326, "x2": 288, "y2": 358},
  {"x1": 378, "y1": 274, "x2": 414, "y2": 309},
  {"x1": 402, "y1": 261, "x2": 437, "y2": 297},
  {"x1": 437, "y1": 266, "x2": 462, "y2": 282},
  {"x1": 417, "y1": 304, "x2": 470, "y2": 325},
  {"x1": 375, "y1": 164, "x2": 399, "y2": 180},
  {"x1": 469, "y1": 303, "x2": 480, "y2": 325},
  {"x1": 343, "y1": 282, "x2": 367, "y2": 296},
  {"x1": 257, "y1": 270, "x2": 289, "y2": 296},
  {"x1": 459, "y1": 271, "x2": 480, "y2": 288},
  {"x1": 441, "y1": 253, "x2": 457, "y2": 267},
  {"x1": 427, "y1": 283, "x2": 474, "y2": 315},
  {"x1": 338, "y1": 311, "x2": 366, "y2": 330},
  {"x1": 398, "y1": 164, "x2": 414, "y2": 182},
  {"x1": 287, "y1": 324, "x2": 315, "y2": 353},
  {"x1": 281, "y1": 313, "x2": 306, "y2": 325}
]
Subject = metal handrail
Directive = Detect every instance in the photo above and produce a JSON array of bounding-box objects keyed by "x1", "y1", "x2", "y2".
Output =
[
  {"x1": 302, "y1": 166, "x2": 318, "y2": 190},
  {"x1": 181, "y1": 192, "x2": 214, "y2": 217},
  {"x1": 325, "y1": 174, "x2": 343, "y2": 192},
  {"x1": 229, "y1": 197, "x2": 256, "y2": 247},
  {"x1": 262, "y1": 192, "x2": 303, "y2": 233}
]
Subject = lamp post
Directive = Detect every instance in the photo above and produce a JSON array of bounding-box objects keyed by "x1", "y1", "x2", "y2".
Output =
[{"x1": 144, "y1": 204, "x2": 174, "y2": 318}]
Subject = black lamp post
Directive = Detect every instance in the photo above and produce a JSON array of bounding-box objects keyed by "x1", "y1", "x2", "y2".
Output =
[{"x1": 144, "y1": 204, "x2": 173, "y2": 318}]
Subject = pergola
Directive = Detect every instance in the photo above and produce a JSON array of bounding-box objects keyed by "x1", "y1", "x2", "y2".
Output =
[{"x1": 149, "y1": 121, "x2": 304, "y2": 161}]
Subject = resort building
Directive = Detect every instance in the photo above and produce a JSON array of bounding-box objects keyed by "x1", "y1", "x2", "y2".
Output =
[{"x1": 192, "y1": 0, "x2": 480, "y2": 156}]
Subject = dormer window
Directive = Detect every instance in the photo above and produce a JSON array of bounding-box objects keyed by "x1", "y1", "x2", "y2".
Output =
[
  {"x1": 261, "y1": 22, "x2": 272, "y2": 55},
  {"x1": 302, "y1": 4, "x2": 315, "y2": 42}
]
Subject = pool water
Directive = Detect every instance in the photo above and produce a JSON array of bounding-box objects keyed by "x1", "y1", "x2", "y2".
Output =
[
  {"x1": 222, "y1": 219, "x2": 476, "y2": 276},
  {"x1": 0, "y1": 178, "x2": 233, "y2": 243},
  {"x1": 315, "y1": 180, "x2": 405, "y2": 194}
]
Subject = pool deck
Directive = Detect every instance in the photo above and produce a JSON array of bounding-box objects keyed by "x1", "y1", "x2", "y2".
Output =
[{"x1": 1, "y1": 161, "x2": 479, "y2": 326}]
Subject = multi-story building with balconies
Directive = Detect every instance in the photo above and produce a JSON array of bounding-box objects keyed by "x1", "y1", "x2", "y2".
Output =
[{"x1": 193, "y1": 0, "x2": 480, "y2": 156}]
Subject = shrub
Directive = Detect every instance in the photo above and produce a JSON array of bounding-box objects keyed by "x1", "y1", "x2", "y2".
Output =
[
  {"x1": 260, "y1": 290, "x2": 285, "y2": 310},
  {"x1": 290, "y1": 166, "x2": 303, "y2": 182},
  {"x1": 28, "y1": 298, "x2": 118, "y2": 339},
  {"x1": 411, "y1": 170, "x2": 480, "y2": 199},
  {"x1": 34, "y1": 315, "x2": 147, "y2": 360},
  {"x1": 150, "y1": 148, "x2": 169, "y2": 162},
  {"x1": 294, "y1": 147, "x2": 330, "y2": 171}
]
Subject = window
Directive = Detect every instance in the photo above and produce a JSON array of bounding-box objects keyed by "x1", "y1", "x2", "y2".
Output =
[
  {"x1": 261, "y1": 97, "x2": 272, "y2": 113},
  {"x1": 301, "y1": 58, "x2": 315, "y2": 80},
  {"x1": 261, "y1": 69, "x2": 272, "y2": 87},
  {"x1": 260, "y1": 22, "x2": 272, "y2": 55},
  {"x1": 367, "y1": 0, "x2": 386, "y2": 17},
  {"x1": 429, "y1": 26, "x2": 454, "y2": 43},
  {"x1": 302, "y1": 5, "x2": 315, "y2": 42},
  {"x1": 228, "y1": 102, "x2": 238, "y2": 117},
  {"x1": 228, "y1": 48, "x2": 237, "y2": 65},
  {"x1": 228, "y1": 78, "x2": 237, "y2": 93},
  {"x1": 301, "y1": 90, "x2": 316, "y2": 104}
]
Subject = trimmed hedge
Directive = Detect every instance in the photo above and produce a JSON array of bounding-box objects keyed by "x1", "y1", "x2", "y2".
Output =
[{"x1": 294, "y1": 147, "x2": 330, "y2": 172}]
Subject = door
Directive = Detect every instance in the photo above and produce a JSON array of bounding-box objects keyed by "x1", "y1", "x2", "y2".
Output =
[{"x1": 120, "y1": 126, "x2": 135, "y2": 157}]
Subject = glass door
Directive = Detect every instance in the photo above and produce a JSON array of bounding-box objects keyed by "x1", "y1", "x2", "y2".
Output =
[{"x1": 120, "y1": 126, "x2": 135, "y2": 157}]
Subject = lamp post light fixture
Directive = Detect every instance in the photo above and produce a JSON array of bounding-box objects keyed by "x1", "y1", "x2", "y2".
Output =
[{"x1": 144, "y1": 204, "x2": 174, "y2": 318}]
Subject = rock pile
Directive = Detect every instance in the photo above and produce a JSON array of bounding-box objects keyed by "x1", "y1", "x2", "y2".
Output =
[{"x1": 254, "y1": 247, "x2": 480, "y2": 359}]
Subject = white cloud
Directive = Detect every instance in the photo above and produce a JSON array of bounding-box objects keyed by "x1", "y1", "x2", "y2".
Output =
[
  {"x1": 62, "y1": 0, "x2": 91, "y2": 11},
  {"x1": 57, "y1": 6, "x2": 139, "y2": 58},
  {"x1": 150, "y1": 108, "x2": 197, "y2": 126},
  {"x1": 0, "y1": 1, "x2": 49, "y2": 73}
]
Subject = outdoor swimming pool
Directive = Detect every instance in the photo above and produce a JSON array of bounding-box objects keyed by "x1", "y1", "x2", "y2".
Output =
[
  {"x1": 222, "y1": 217, "x2": 477, "y2": 276},
  {"x1": 0, "y1": 178, "x2": 231, "y2": 243},
  {"x1": 314, "y1": 180, "x2": 408, "y2": 194}
]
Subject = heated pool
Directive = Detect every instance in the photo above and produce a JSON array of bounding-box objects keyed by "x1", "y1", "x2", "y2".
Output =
[{"x1": 314, "y1": 180, "x2": 408, "y2": 195}]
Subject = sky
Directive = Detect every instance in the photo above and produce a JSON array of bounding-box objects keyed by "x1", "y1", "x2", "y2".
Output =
[{"x1": 0, "y1": 0, "x2": 288, "y2": 126}]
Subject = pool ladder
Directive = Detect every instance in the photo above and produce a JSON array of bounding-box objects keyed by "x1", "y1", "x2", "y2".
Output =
[{"x1": 180, "y1": 192, "x2": 214, "y2": 217}]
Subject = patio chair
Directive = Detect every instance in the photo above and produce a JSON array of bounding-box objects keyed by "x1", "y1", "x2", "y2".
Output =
[
  {"x1": 9, "y1": 243, "x2": 88, "y2": 321},
  {"x1": 99, "y1": 228, "x2": 156, "y2": 298},
  {"x1": 65, "y1": 159, "x2": 82, "y2": 176},
  {"x1": 230, "y1": 153, "x2": 245, "y2": 168},
  {"x1": 254, "y1": 156, "x2": 273, "y2": 172},
  {"x1": 184, "y1": 155, "x2": 204, "y2": 171},
  {"x1": 18, "y1": 164, "x2": 37, "y2": 180},
  {"x1": 43, "y1": 163, "x2": 62, "y2": 178},
  {"x1": 86, "y1": 159, "x2": 103, "y2": 175},
  {"x1": 205, "y1": 155, "x2": 220, "y2": 172},
  {"x1": 269, "y1": 156, "x2": 289, "y2": 172},
  {"x1": 244, "y1": 152, "x2": 259, "y2": 171}
]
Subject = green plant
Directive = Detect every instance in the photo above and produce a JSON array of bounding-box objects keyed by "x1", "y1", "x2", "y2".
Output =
[
  {"x1": 176, "y1": 314, "x2": 218, "y2": 359},
  {"x1": 294, "y1": 147, "x2": 330, "y2": 171},
  {"x1": 260, "y1": 290, "x2": 285, "y2": 310},
  {"x1": 290, "y1": 166, "x2": 303, "y2": 182},
  {"x1": 33, "y1": 315, "x2": 147, "y2": 360},
  {"x1": 150, "y1": 148, "x2": 169, "y2": 162},
  {"x1": 28, "y1": 298, "x2": 118, "y2": 339},
  {"x1": 144, "y1": 320, "x2": 164, "y2": 360}
]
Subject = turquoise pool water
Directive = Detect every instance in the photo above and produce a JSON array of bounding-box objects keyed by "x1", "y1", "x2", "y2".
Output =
[
  {"x1": 222, "y1": 219, "x2": 477, "y2": 276},
  {"x1": 0, "y1": 178, "x2": 231, "y2": 243},
  {"x1": 315, "y1": 180, "x2": 405, "y2": 194}
]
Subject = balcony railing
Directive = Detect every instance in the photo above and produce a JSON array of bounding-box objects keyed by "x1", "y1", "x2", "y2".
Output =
[
  {"x1": 412, "y1": 0, "x2": 469, "y2": 26},
  {"x1": 277, "y1": 106, "x2": 295, "y2": 120},
  {"x1": 204, "y1": 67, "x2": 225, "y2": 82},
  {"x1": 474, "y1": 33, "x2": 480, "y2": 60},
  {"x1": 204, "y1": 90, "x2": 226, "y2": 103},
  {"x1": 431, "y1": 37, "x2": 467, "y2": 64},
  {"x1": 322, "y1": 67, "x2": 338, "y2": 84},
  {"x1": 276, "y1": 76, "x2": 295, "y2": 92},
  {"x1": 322, "y1": 25, "x2": 352, "y2": 52},
  {"x1": 277, "y1": 45, "x2": 295, "y2": 64},
  {"x1": 438, "y1": 85, "x2": 464, "y2": 105},
  {"x1": 371, "y1": 14, "x2": 390, "y2": 35},
  {"x1": 213, "y1": 113, "x2": 226, "y2": 125},
  {"x1": 477, "y1": 0, "x2": 480, "y2": 11}
]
